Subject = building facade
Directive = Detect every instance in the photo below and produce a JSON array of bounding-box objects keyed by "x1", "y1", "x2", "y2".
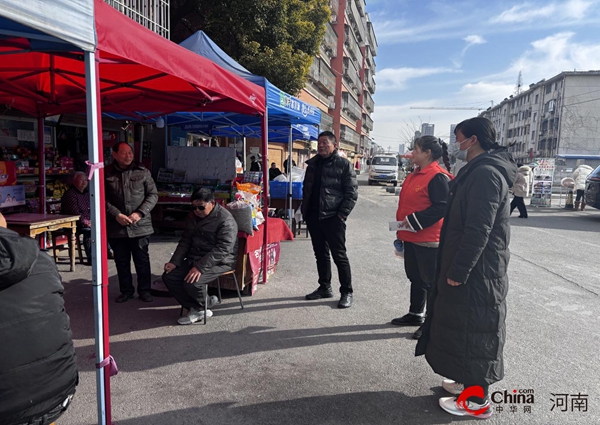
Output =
[
  {"x1": 299, "y1": 0, "x2": 377, "y2": 158},
  {"x1": 105, "y1": 0, "x2": 170, "y2": 38},
  {"x1": 481, "y1": 71, "x2": 600, "y2": 162},
  {"x1": 421, "y1": 123, "x2": 434, "y2": 137}
]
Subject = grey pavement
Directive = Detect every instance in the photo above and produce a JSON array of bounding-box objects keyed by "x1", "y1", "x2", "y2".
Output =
[{"x1": 56, "y1": 173, "x2": 600, "y2": 425}]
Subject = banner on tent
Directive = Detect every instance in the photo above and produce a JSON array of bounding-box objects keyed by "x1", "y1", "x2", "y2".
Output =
[{"x1": 278, "y1": 91, "x2": 318, "y2": 119}]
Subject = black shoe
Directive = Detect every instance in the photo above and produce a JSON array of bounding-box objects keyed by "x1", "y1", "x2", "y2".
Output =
[
  {"x1": 338, "y1": 293, "x2": 353, "y2": 309},
  {"x1": 139, "y1": 292, "x2": 154, "y2": 302},
  {"x1": 115, "y1": 293, "x2": 134, "y2": 303},
  {"x1": 305, "y1": 287, "x2": 334, "y2": 300},
  {"x1": 391, "y1": 313, "x2": 425, "y2": 326},
  {"x1": 412, "y1": 326, "x2": 423, "y2": 339}
]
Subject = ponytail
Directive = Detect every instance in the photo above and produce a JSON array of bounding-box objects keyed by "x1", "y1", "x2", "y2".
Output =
[{"x1": 441, "y1": 141, "x2": 451, "y2": 172}]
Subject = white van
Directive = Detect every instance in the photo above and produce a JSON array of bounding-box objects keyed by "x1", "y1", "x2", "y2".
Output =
[{"x1": 368, "y1": 154, "x2": 399, "y2": 186}]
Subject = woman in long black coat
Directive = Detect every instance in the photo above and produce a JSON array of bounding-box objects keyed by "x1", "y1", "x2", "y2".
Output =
[{"x1": 416, "y1": 117, "x2": 518, "y2": 419}]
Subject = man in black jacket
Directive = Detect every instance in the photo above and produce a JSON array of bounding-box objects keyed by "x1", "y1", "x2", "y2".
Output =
[
  {"x1": 163, "y1": 188, "x2": 238, "y2": 324},
  {"x1": 302, "y1": 131, "x2": 358, "y2": 308},
  {"x1": 105, "y1": 142, "x2": 158, "y2": 303},
  {"x1": 0, "y1": 213, "x2": 78, "y2": 425}
]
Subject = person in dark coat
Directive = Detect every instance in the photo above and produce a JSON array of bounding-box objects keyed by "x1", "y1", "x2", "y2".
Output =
[
  {"x1": 415, "y1": 117, "x2": 518, "y2": 419},
  {"x1": 250, "y1": 155, "x2": 261, "y2": 172},
  {"x1": 283, "y1": 156, "x2": 296, "y2": 173},
  {"x1": 163, "y1": 188, "x2": 238, "y2": 324},
  {"x1": 302, "y1": 131, "x2": 358, "y2": 308},
  {"x1": 269, "y1": 162, "x2": 283, "y2": 181},
  {"x1": 105, "y1": 142, "x2": 158, "y2": 304},
  {"x1": 0, "y1": 213, "x2": 78, "y2": 425}
]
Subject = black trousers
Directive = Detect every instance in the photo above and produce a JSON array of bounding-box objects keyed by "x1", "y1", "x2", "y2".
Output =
[
  {"x1": 403, "y1": 242, "x2": 438, "y2": 315},
  {"x1": 464, "y1": 383, "x2": 489, "y2": 404},
  {"x1": 576, "y1": 189, "x2": 585, "y2": 202},
  {"x1": 510, "y1": 196, "x2": 528, "y2": 218},
  {"x1": 109, "y1": 236, "x2": 152, "y2": 296},
  {"x1": 78, "y1": 225, "x2": 92, "y2": 260},
  {"x1": 306, "y1": 213, "x2": 352, "y2": 294},
  {"x1": 162, "y1": 262, "x2": 228, "y2": 310}
]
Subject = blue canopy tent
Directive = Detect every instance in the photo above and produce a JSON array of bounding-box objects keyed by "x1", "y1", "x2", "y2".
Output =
[{"x1": 175, "y1": 31, "x2": 321, "y2": 221}]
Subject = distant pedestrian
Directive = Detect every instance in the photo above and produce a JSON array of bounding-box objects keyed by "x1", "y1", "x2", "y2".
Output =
[
  {"x1": 355, "y1": 159, "x2": 361, "y2": 175},
  {"x1": 302, "y1": 131, "x2": 358, "y2": 308},
  {"x1": 250, "y1": 155, "x2": 261, "y2": 172},
  {"x1": 510, "y1": 165, "x2": 529, "y2": 218},
  {"x1": 391, "y1": 136, "x2": 452, "y2": 340},
  {"x1": 572, "y1": 164, "x2": 593, "y2": 211},
  {"x1": 416, "y1": 117, "x2": 517, "y2": 419},
  {"x1": 283, "y1": 156, "x2": 296, "y2": 173},
  {"x1": 269, "y1": 162, "x2": 283, "y2": 181}
]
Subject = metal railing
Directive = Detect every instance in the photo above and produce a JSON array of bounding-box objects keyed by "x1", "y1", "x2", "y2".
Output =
[
  {"x1": 343, "y1": 57, "x2": 361, "y2": 93},
  {"x1": 367, "y1": 21, "x2": 377, "y2": 56},
  {"x1": 344, "y1": 25, "x2": 363, "y2": 65},
  {"x1": 362, "y1": 113, "x2": 373, "y2": 131},
  {"x1": 342, "y1": 92, "x2": 361, "y2": 120},
  {"x1": 104, "y1": 0, "x2": 169, "y2": 38},
  {"x1": 340, "y1": 124, "x2": 360, "y2": 145},
  {"x1": 365, "y1": 69, "x2": 376, "y2": 94},
  {"x1": 308, "y1": 57, "x2": 336, "y2": 96},
  {"x1": 346, "y1": 0, "x2": 366, "y2": 43},
  {"x1": 355, "y1": 0, "x2": 366, "y2": 17},
  {"x1": 321, "y1": 112, "x2": 334, "y2": 132},
  {"x1": 322, "y1": 23, "x2": 338, "y2": 58},
  {"x1": 363, "y1": 90, "x2": 374, "y2": 113},
  {"x1": 330, "y1": 0, "x2": 339, "y2": 23}
]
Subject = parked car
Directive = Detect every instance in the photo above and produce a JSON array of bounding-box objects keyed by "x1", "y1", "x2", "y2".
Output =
[
  {"x1": 585, "y1": 165, "x2": 600, "y2": 209},
  {"x1": 368, "y1": 155, "x2": 399, "y2": 186}
]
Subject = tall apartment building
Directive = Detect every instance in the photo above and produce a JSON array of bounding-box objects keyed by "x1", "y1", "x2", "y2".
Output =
[
  {"x1": 299, "y1": 0, "x2": 377, "y2": 158},
  {"x1": 105, "y1": 0, "x2": 170, "y2": 38},
  {"x1": 421, "y1": 123, "x2": 435, "y2": 137},
  {"x1": 481, "y1": 71, "x2": 600, "y2": 163}
]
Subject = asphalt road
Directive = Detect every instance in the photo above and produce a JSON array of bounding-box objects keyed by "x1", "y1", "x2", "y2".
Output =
[{"x1": 57, "y1": 173, "x2": 600, "y2": 425}]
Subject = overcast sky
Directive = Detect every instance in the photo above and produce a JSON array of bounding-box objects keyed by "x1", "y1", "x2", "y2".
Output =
[{"x1": 368, "y1": 0, "x2": 600, "y2": 151}]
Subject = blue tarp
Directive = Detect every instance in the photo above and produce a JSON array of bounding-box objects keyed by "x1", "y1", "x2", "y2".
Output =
[{"x1": 173, "y1": 31, "x2": 320, "y2": 137}]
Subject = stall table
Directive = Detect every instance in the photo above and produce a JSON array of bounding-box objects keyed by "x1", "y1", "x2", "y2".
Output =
[{"x1": 4, "y1": 213, "x2": 80, "y2": 271}]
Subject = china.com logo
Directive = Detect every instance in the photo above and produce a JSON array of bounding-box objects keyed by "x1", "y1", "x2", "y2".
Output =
[{"x1": 458, "y1": 386, "x2": 535, "y2": 416}]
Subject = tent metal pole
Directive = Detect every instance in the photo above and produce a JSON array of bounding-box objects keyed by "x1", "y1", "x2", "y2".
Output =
[
  {"x1": 243, "y1": 136, "x2": 247, "y2": 171},
  {"x1": 164, "y1": 115, "x2": 168, "y2": 167},
  {"x1": 36, "y1": 116, "x2": 46, "y2": 249},
  {"x1": 287, "y1": 126, "x2": 293, "y2": 229},
  {"x1": 261, "y1": 113, "x2": 269, "y2": 283},
  {"x1": 85, "y1": 50, "x2": 110, "y2": 425}
]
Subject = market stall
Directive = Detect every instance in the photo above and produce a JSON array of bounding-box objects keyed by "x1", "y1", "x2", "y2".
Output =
[{"x1": 0, "y1": 2, "x2": 267, "y2": 425}]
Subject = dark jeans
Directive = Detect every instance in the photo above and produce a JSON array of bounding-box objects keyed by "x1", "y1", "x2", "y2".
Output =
[
  {"x1": 78, "y1": 225, "x2": 92, "y2": 260},
  {"x1": 510, "y1": 196, "x2": 528, "y2": 218},
  {"x1": 306, "y1": 213, "x2": 352, "y2": 294},
  {"x1": 576, "y1": 189, "x2": 585, "y2": 202},
  {"x1": 109, "y1": 236, "x2": 152, "y2": 296},
  {"x1": 404, "y1": 242, "x2": 438, "y2": 315},
  {"x1": 162, "y1": 262, "x2": 228, "y2": 310}
]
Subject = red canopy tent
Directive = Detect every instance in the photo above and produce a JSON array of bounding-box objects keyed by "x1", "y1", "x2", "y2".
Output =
[{"x1": 0, "y1": 1, "x2": 268, "y2": 424}]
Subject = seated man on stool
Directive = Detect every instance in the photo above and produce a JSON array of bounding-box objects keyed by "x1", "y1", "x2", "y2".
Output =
[
  {"x1": 163, "y1": 188, "x2": 238, "y2": 325},
  {"x1": 61, "y1": 171, "x2": 92, "y2": 261}
]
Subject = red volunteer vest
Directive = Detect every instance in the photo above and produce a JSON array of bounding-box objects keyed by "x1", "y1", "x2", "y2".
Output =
[{"x1": 396, "y1": 161, "x2": 453, "y2": 243}]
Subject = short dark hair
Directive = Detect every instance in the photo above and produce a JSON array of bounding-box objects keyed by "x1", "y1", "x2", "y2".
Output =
[
  {"x1": 112, "y1": 141, "x2": 132, "y2": 153},
  {"x1": 251, "y1": 155, "x2": 256, "y2": 160},
  {"x1": 191, "y1": 188, "x2": 215, "y2": 203},
  {"x1": 271, "y1": 162, "x2": 276, "y2": 166},
  {"x1": 318, "y1": 131, "x2": 337, "y2": 144}
]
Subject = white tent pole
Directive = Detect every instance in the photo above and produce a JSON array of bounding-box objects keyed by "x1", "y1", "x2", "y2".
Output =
[
  {"x1": 84, "y1": 51, "x2": 107, "y2": 425},
  {"x1": 243, "y1": 136, "x2": 247, "y2": 171}
]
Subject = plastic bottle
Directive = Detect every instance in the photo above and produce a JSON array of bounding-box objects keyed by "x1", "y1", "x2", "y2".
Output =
[{"x1": 394, "y1": 239, "x2": 404, "y2": 258}]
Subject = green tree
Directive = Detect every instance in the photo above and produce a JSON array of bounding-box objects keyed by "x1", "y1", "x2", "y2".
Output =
[{"x1": 171, "y1": 0, "x2": 330, "y2": 95}]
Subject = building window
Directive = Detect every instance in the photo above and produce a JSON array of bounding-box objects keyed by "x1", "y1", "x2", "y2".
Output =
[
  {"x1": 545, "y1": 85, "x2": 552, "y2": 94},
  {"x1": 531, "y1": 131, "x2": 535, "y2": 140},
  {"x1": 535, "y1": 94, "x2": 539, "y2": 104},
  {"x1": 533, "y1": 112, "x2": 537, "y2": 122}
]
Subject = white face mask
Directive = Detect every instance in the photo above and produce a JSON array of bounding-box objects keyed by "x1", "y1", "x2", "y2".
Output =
[{"x1": 453, "y1": 137, "x2": 473, "y2": 161}]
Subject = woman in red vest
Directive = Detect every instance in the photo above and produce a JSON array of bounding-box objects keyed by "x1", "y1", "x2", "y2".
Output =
[{"x1": 391, "y1": 136, "x2": 452, "y2": 339}]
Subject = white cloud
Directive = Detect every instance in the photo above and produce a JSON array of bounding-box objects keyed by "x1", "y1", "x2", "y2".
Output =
[
  {"x1": 376, "y1": 67, "x2": 458, "y2": 90},
  {"x1": 462, "y1": 35, "x2": 486, "y2": 56},
  {"x1": 491, "y1": 0, "x2": 593, "y2": 24}
]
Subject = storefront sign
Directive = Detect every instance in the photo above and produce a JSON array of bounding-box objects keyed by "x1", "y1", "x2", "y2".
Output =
[
  {"x1": 248, "y1": 242, "x2": 281, "y2": 286},
  {"x1": 279, "y1": 91, "x2": 318, "y2": 118},
  {"x1": 531, "y1": 158, "x2": 555, "y2": 207},
  {"x1": 0, "y1": 185, "x2": 25, "y2": 207}
]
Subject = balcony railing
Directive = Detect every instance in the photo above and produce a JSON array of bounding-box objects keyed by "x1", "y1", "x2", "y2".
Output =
[
  {"x1": 355, "y1": 0, "x2": 366, "y2": 17},
  {"x1": 322, "y1": 23, "x2": 338, "y2": 58},
  {"x1": 367, "y1": 21, "x2": 377, "y2": 56},
  {"x1": 362, "y1": 113, "x2": 373, "y2": 131},
  {"x1": 308, "y1": 57, "x2": 336, "y2": 96},
  {"x1": 330, "y1": 0, "x2": 339, "y2": 23},
  {"x1": 343, "y1": 57, "x2": 361, "y2": 93},
  {"x1": 340, "y1": 124, "x2": 360, "y2": 145},
  {"x1": 346, "y1": 0, "x2": 366, "y2": 43},
  {"x1": 105, "y1": 0, "x2": 169, "y2": 38},
  {"x1": 321, "y1": 112, "x2": 334, "y2": 132},
  {"x1": 365, "y1": 69, "x2": 376, "y2": 94},
  {"x1": 342, "y1": 92, "x2": 361, "y2": 120},
  {"x1": 365, "y1": 45, "x2": 374, "y2": 68},
  {"x1": 344, "y1": 25, "x2": 363, "y2": 66},
  {"x1": 363, "y1": 90, "x2": 374, "y2": 113}
]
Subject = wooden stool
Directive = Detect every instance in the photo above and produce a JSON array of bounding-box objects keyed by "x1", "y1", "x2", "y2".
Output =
[{"x1": 50, "y1": 231, "x2": 85, "y2": 270}]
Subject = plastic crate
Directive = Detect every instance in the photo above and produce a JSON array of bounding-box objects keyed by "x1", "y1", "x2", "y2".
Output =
[{"x1": 270, "y1": 181, "x2": 303, "y2": 199}]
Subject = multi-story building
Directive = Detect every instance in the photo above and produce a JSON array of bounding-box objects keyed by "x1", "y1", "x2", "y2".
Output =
[
  {"x1": 481, "y1": 71, "x2": 600, "y2": 163},
  {"x1": 299, "y1": 0, "x2": 377, "y2": 159},
  {"x1": 105, "y1": 0, "x2": 170, "y2": 38},
  {"x1": 421, "y1": 123, "x2": 435, "y2": 137}
]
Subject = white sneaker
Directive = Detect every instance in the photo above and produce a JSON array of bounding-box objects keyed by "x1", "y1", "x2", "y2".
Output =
[
  {"x1": 442, "y1": 379, "x2": 464, "y2": 395},
  {"x1": 177, "y1": 308, "x2": 213, "y2": 325},
  {"x1": 439, "y1": 396, "x2": 492, "y2": 419}
]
